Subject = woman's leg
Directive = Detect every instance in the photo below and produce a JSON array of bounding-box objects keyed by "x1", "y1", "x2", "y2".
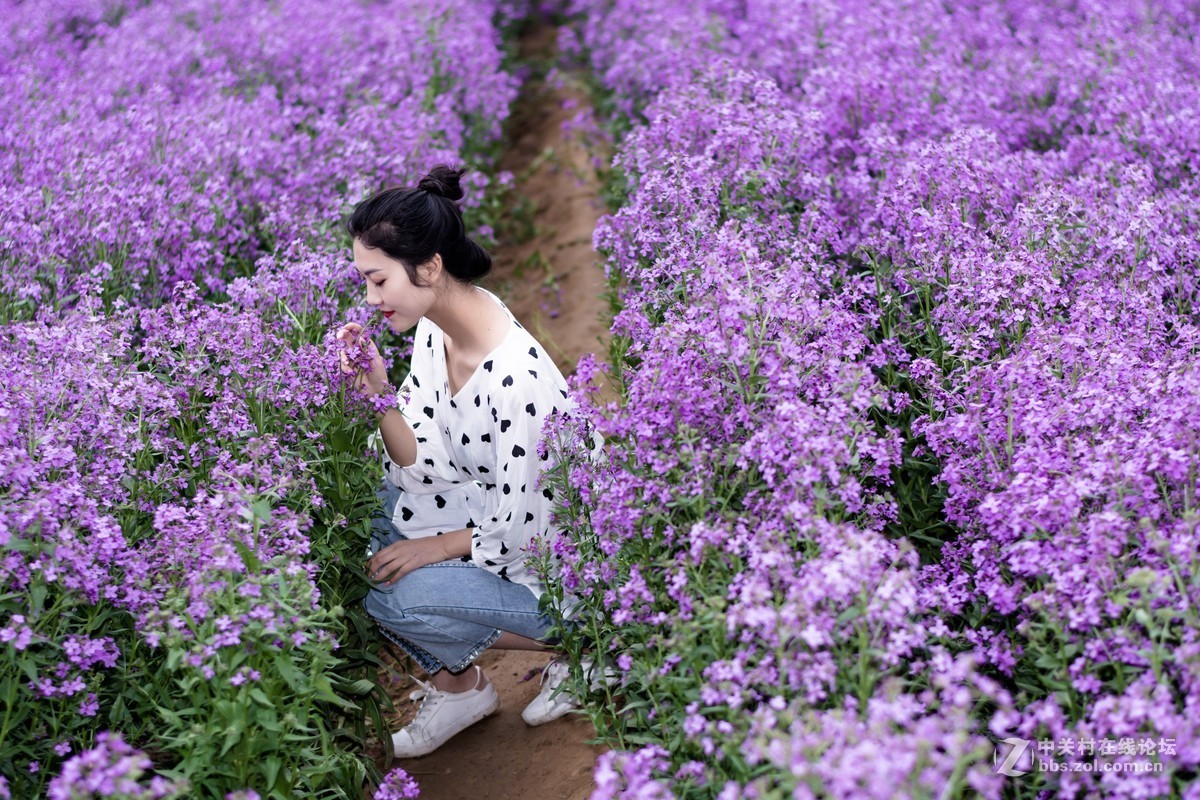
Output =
[
  {"x1": 363, "y1": 541, "x2": 560, "y2": 755},
  {"x1": 417, "y1": 634, "x2": 549, "y2": 693},
  {"x1": 493, "y1": 631, "x2": 554, "y2": 651},
  {"x1": 368, "y1": 481, "x2": 494, "y2": 684},
  {"x1": 364, "y1": 558, "x2": 557, "y2": 678}
]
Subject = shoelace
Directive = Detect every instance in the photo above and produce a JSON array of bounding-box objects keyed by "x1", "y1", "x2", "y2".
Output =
[
  {"x1": 406, "y1": 677, "x2": 444, "y2": 726},
  {"x1": 536, "y1": 659, "x2": 571, "y2": 688}
]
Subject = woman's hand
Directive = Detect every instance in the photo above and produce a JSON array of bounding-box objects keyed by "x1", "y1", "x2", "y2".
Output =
[
  {"x1": 368, "y1": 536, "x2": 455, "y2": 586},
  {"x1": 336, "y1": 322, "x2": 389, "y2": 398}
]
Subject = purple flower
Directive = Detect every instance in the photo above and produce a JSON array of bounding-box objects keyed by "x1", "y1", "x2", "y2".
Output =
[
  {"x1": 47, "y1": 732, "x2": 186, "y2": 799},
  {"x1": 591, "y1": 747, "x2": 674, "y2": 800},
  {"x1": 374, "y1": 767, "x2": 420, "y2": 800},
  {"x1": 78, "y1": 694, "x2": 100, "y2": 717}
]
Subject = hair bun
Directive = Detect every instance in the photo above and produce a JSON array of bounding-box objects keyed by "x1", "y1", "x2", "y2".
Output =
[{"x1": 417, "y1": 164, "x2": 466, "y2": 202}]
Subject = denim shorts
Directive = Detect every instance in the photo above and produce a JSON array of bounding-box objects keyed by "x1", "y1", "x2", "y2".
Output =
[{"x1": 363, "y1": 481, "x2": 558, "y2": 675}]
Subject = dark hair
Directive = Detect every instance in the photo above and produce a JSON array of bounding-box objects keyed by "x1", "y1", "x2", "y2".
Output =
[{"x1": 346, "y1": 164, "x2": 492, "y2": 285}]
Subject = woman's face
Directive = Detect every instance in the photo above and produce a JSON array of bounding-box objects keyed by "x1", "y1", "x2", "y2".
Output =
[{"x1": 353, "y1": 239, "x2": 439, "y2": 332}]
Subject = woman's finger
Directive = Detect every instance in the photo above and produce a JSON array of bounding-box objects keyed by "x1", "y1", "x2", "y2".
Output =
[
  {"x1": 369, "y1": 550, "x2": 401, "y2": 579},
  {"x1": 376, "y1": 549, "x2": 414, "y2": 583},
  {"x1": 382, "y1": 560, "x2": 407, "y2": 585}
]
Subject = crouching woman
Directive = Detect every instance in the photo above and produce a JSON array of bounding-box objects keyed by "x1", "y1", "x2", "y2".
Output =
[{"x1": 336, "y1": 165, "x2": 604, "y2": 758}]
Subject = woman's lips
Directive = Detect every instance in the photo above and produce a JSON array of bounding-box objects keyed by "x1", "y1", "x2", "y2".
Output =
[{"x1": 382, "y1": 311, "x2": 394, "y2": 319}]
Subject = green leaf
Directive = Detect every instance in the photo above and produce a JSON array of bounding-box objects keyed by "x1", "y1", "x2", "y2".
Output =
[
  {"x1": 255, "y1": 708, "x2": 283, "y2": 734},
  {"x1": 219, "y1": 725, "x2": 243, "y2": 758},
  {"x1": 334, "y1": 678, "x2": 376, "y2": 696},
  {"x1": 29, "y1": 582, "x2": 48, "y2": 615},
  {"x1": 230, "y1": 537, "x2": 262, "y2": 573},
  {"x1": 17, "y1": 654, "x2": 39, "y2": 683},
  {"x1": 274, "y1": 652, "x2": 306, "y2": 692},
  {"x1": 313, "y1": 674, "x2": 357, "y2": 710},
  {"x1": 251, "y1": 498, "x2": 274, "y2": 522},
  {"x1": 264, "y1": 756, "x2": 282, "y2": 790}
]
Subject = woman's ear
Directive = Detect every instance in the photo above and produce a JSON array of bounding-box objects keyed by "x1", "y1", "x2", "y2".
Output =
[{"x1": 417, "y1": 253, "x2": 443, "y2": 286}]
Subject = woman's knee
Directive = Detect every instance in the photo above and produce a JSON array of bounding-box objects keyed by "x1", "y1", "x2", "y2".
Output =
[
  {"x1": 363, "y1": 568, "x2": 440, "y2": 622},
  {"x1": 364, "y1": 582, "x2": 414, "y2": 624}
]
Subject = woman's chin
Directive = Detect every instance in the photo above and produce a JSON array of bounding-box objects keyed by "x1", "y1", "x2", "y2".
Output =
[{"x1": 384, "y1": 313, "x2": 411, "y2": 331}]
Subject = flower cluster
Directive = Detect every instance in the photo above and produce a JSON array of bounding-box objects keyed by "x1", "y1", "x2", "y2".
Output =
[
  {"x1": 374, "y1": 767, "x2": 421, "y2": 800},
  {"x1": 45, "y1": 733, "x2": 186, "y2": 800}
]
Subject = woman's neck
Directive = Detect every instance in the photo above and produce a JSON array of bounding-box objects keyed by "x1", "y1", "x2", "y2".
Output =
[{"x1": 426, "y1": 284, "x2": 508, "y2": 359}]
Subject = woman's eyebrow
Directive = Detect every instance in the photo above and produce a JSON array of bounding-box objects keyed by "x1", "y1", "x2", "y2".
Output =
[{"x1": 361, "y1": 268, "x2": 382, "y2": 276}]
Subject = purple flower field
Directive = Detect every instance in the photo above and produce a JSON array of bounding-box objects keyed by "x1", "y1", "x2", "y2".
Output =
[
  {"x1": 2, "y1": 0, "x2": 516, "y2": 795},
  {"x1": 534, "y1": 0, "x2": 1200, "y2": 798},
  {"x1": 4, "y1": 0, "x2": 1199, "y2": 797},
  {"x1": 0, "y1": 0, "x2": 514, "y2": 307}
]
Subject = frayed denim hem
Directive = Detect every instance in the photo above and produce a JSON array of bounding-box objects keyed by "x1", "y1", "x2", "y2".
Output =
[
  {"x1": 446, "y1": 627, "x2": 502, "y2": 674},
  {"x1": 379, "y1": 625, "x2": 444, "y2": 675},
  {"x1": 378, "y1": 621, "x2": 503, "y2": 675}
]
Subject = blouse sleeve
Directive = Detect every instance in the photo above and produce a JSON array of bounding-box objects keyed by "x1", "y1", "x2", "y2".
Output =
[
  {"x1": 470, "y1": 374, "x2": 566, "y2": 584},
  {"x1": 380, "y1": 322, "x2": 461, "y2": 495}
]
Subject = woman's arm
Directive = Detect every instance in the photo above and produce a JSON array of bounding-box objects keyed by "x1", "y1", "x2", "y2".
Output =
[
  {"x1": 368, "y1": 528, "x2": 472, "y2": 586},
  {"x1": 336, "y1": 321, "x2": 420, "y2": 468},
  {"x1": 376, "y1": 405, "x2": 418, "y2": 468}
]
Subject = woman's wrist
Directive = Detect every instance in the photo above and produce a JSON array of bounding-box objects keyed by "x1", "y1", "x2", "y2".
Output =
[
  {"x1": 368, "y1": 384, "x2": 398, "y2": 419},
  {"x1": 439, "y1": 529, "x2": 472, "y2": 560}
]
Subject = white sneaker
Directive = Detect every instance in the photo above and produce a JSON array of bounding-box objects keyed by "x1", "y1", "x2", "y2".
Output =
[
  {"x1": 391, "y1": 666, "x2": 500, "y2": 757},
  {"x1": 521, "y1": 656, "x2": 615, "y2": 727}
]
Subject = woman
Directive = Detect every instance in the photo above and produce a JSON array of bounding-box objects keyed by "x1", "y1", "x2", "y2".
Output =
[{"x1": 336, "y1": 165, "x2": 604, "y2": 758}]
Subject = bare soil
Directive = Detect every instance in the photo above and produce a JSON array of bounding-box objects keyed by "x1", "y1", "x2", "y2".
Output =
[
  {"x1": 373, "y1": 22, "x2": 613, "y2": 800},
  {"x1": 483, "y1": 27, "x2": 612, "y2": 384}
]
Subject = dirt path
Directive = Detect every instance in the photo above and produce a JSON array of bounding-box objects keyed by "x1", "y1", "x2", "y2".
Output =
[
  {"x1": 377, "y1": 22, "x2": 612, "y2": 800},
  {"x1": 486, "y1": 29, "x2": 612, "y2": 375}
]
